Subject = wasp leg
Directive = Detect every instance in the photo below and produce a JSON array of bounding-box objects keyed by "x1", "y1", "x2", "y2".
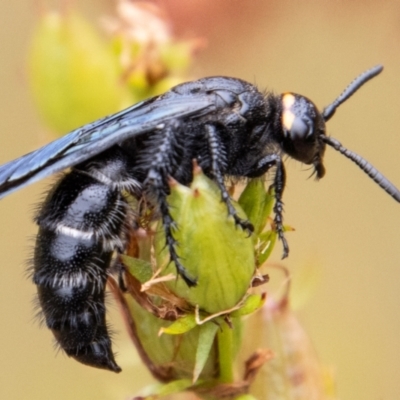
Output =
[
  {"x1": 204, "y1": 124, "x2": 254, "y2": 233},
  {"x1": 114, "y1": 261, "x2": 127, "y2": 292},
  {"x1": 144, "y1": 121, "x2": 197, "y2": 287},
  {"x1": 253, "y1": 153, "x2": 288, "y2": 259}
]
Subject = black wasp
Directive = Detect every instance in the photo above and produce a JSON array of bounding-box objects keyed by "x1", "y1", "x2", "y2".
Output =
[{"x1": 0, "y1": 65, "x2": 399, "y2": 373}]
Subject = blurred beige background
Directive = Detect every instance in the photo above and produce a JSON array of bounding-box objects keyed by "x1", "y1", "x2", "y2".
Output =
[{"x1": 1, "y1": 1, "x2": 400, "y2": 399}]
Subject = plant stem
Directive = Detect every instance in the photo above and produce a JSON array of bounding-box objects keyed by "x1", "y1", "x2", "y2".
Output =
[{"x1": 217, "y1": 323, "x2": 234, "y2": 384}]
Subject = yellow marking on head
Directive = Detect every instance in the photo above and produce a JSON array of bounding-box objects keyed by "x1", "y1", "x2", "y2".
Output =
[{"x1": 282, "y1": 93, "x2": 296, "y2": 132}]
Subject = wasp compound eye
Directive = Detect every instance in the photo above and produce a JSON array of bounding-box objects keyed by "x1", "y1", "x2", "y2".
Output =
[
  {"x1": 280, "y1": 93, "x2": 326, "y2": 167},
  {"x1": 282, "y1": 93, "x2": 314, "y2": 140}
]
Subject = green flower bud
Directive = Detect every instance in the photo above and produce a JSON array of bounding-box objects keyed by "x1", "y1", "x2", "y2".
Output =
[
  {"x1": 28, "y1": 9, "x2": 131, "y2": 133},
  {"x1": 112, "y1": 171, "x2": 284, "y2": 397},
  {"x1": 160, "y1": 41, "x2": 200, "y2": 73},
  {"x1": 154, "y1": 169, "x2": 256, "y2": 314}
]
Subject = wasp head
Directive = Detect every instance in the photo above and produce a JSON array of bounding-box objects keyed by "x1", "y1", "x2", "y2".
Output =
[{"x1": 280, "y1": 93, "x2": 326, "y2": 178}]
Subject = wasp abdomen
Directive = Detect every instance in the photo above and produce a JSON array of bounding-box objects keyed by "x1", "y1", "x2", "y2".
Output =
[{"x1": 33, "y1": 163, "x2": 128, "y2": 372}]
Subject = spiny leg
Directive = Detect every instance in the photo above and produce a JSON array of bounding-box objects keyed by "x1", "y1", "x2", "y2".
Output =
[
  {"x1": 253, "y1": 153, "x2": 288, "y2": 258},
  {"x1": 204, "y1": 124, "x2": 254, "y2": 233},
  {"x1": 271, "y1": 158, "x2": 289, "y2": 258},
  {"x1": 144, "y1": 122, "x2": 197, "y2": 287}
]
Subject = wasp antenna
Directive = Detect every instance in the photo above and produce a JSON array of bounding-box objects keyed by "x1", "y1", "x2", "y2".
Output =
[
  {"x1": 322, "y1": 65, "x2": 383, "y2": 121},
  {"x1": 321, "y1": 135, "x2": 400, "y2": 202}
]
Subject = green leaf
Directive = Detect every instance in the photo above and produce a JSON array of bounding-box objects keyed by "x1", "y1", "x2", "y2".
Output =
[
  {"x1": 159, "y1": 314, "x2": 197, "y2": 335},
  {"x1": 193, "y1": 323, "x2": 219, "y2": 383}
]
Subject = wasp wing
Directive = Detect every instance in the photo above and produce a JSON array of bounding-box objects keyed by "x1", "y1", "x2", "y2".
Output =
[{"x1": 0, "y1": 96, "x2": 214, "y2": 198}]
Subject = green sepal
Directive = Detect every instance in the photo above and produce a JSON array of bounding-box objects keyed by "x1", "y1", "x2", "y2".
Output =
[
  {"x1": 230, "y1": 294, "x2": 266, "y2": 318},
  {"x1": 159, "y1": 314, "x2": 197, "y2": 336},
  {"x1": 121, "y1": 254, "x2": 154, "y2": 283},
  {"x1": 193, "y1": 323, "x2": 220, "y2": 383},
  {"x1": 137, "y1": 379, "x2": 193, "y2": 399},
  {"x1": 151, "y1": 379, "x2": 193, "y2": 397},
  {"x1": 256, "y1": 229, "x2": 278, "y2": 265},
  {"x1": 238, "y1": 180, "x2": 274, "y2": 235},
  {"x1": 256, "y1": 224, "x2": 294, "y2": 266}
]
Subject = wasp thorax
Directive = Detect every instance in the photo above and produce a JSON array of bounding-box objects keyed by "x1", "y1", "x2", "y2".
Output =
[{"x1": 280, "y1": 93, "x2": 326, "y2": 175}]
